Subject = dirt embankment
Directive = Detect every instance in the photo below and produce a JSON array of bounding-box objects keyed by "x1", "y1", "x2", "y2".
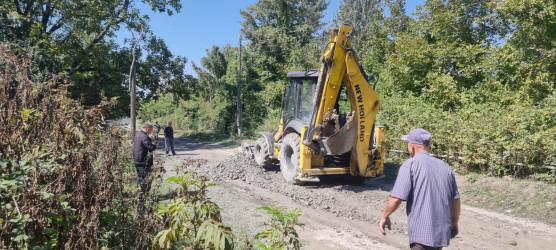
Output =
[{"x1": 158, "y1": 136, "x2": 556, "y2": 250}]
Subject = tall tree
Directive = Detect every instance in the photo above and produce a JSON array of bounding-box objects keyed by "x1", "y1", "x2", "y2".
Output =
[
  {"x1": 239, "y1": 0, "x2": 329, "y2": 126},
  {"x1": 192, "y1": 46, "x2": 229, "y2": 107},
  {"x1": 0, "y1": 0, "x2": 183, "y2": 117},
  {"x1": 495, "y1": 0, "x2": 555, "y2": 103},
  {"x1": 240, "y1": 0, "x2": 328, "y2": 77},
  {"x1": 333, "y1": 0, "x2": 388, "y2": 74},
  {"x1": 386, "y1": 0, "x2": 410, "y2": 36},
  {"x1": 164, "y1": 56, "x2": 196, "y2": 102},
  {"x1": 414, "y1": 0, "x2": 505, "y2": 45}
]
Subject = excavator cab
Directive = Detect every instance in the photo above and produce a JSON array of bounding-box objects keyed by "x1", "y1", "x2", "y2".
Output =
[{"x1": 281, "y1": 71, "x2": 318, "y2": 126}]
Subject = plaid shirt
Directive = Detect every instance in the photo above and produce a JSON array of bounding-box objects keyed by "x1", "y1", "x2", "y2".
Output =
[{"x1": 391, "y1": 151, "x2": 460, "y2": 247}]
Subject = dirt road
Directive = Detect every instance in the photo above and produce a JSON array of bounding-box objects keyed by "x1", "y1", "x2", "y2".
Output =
[{"x1": 155, "y1": 136, "x2": 556, "y2": 249}]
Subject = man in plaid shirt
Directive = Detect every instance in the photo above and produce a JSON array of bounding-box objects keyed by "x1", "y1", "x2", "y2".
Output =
[{"x1": 380, "y1": 128, "x2": 461, "y2": 250}]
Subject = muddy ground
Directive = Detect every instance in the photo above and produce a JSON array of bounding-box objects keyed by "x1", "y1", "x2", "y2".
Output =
[{"x1": 153, "y1": 135, "x2": 556, "y2": 250}]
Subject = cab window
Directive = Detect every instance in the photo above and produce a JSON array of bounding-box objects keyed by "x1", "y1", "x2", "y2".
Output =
[
  {"x1": 298, "y1": 79, "x2": 315, "y2": 122},
  {"x1": 283, "y1": 79, "x2": 296, "y2": 119}
]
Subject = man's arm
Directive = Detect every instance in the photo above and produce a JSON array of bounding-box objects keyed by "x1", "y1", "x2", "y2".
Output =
[
  {"x1": 379, "y1": 197, "x2": 403, "y2": 235},
  {"x1": 452, "y1": 198, "x2": 460, "y2": 228},
  {"x1": 142, "y1": 136, "x2": 157, "y2": 151}
]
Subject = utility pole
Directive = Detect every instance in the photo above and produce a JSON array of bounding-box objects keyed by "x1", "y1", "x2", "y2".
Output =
[
  {"x1": 130, "y1": 25, "x2": 144, "y2": 137},
  {"x1": 130, "y1": 65, "x2": 136, "y2": 136},
  {"x1": 236, "y1": 33, "x2": 242, "y2": 136}
]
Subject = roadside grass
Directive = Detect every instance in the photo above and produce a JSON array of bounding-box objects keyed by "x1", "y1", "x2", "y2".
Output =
[{"x1": 458, "y1": 174, "x2": 556, "y2": 225}]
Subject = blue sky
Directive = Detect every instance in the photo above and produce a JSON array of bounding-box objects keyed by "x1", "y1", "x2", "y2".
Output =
[{"x1": 117, "y1": 0, "x2": 424, "y2": 74}]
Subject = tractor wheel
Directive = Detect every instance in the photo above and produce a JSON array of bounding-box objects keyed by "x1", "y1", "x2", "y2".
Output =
[
  {"x1": 279, "y1": 133, "x2": 301, "y2": 184},
  {"x1": 254, "y1": 137, "x2": 272, "y2": 167}
]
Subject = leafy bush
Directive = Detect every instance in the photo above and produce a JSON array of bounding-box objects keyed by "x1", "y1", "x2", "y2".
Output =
[
  {"x1": 377, "y1": 92, "x2": 556, "y2": 177},
  {"x1": 140, "y1": 93, "x2": 234, "y2": 135},
  {"x1": 153, "y1": 170, "x2": 306, "y2": 250},
  {"x1": 0, "y1": 47, "x2": 162, "y2": 248},
  {"x1": 255, "y1": 206, "x2": 303, "y2": 250},
  {"x1": 154, "y1": 172, "x2": 234, "y2": 250}
]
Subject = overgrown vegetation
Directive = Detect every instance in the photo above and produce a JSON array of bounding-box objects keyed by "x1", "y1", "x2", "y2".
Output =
[
  {"x1": 1, "y1": 0, "x2": 554, "y2": 246},
  {"x1": 0, "y1": 47, "x2": 163, "y2": 248},
  {"x1": 0, "y1": 0, "x2": 189, "y2": 117},
  {"x1": 154, "y1": 173, "x2": 235, "y2": 249},
  {"x1": 153, "y1": 171, "x2": 304, "y2": 250},
  {"x1": 141, "y1": 0, "x2": 555, "y2": 180},
  {"x1": 0, "y1": 49, "x2": 303, "y2": 247}
]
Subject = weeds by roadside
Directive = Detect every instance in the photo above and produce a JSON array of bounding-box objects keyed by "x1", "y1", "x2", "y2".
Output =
[
  {"x1": 154, "y1": 172, "x2": 234, "y2": 249},
  {"x1": 255, "y1": 206, "x2": 303, "y2": 250},
  {"x1": 154, "y1": 171, "x2": 304, "y2": 250},
  {"x1": 459, "y1": 175, "x2": 556, "y2": 225},
  {"x1": 0, "y1": 47, "x2": 163, "y2": 248}
]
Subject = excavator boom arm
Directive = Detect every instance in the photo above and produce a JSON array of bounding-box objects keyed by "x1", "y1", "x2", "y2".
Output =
[{"x1": 309, "y1": 25, "x2": 383, "y2": 177}]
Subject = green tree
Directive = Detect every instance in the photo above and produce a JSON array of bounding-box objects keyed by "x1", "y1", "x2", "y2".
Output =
[
  {"x1": 0, "y1": 0, "x2": 184, "y2": 117},
  {"x1": 373, "y1": 0, "x2": 555, "y2": 177},
  {"x1": 192, "y1": 46, "x2": 229, "y2": 108},
  {"x1": 495, "y1": 0, "x2": 555, "y2": 104},
  {"x1": 333, "y1": 0, "x2": 389, "y2": 74},
  {"x1": 386, "y1": 0, "x2": 410, "y2": 36},
  {"x1": 239, "y1": 0, "x2": 329, "y2": 133},
  {"x1": 241, "y1": 0, "x2": 328, "y2": 74},
  {"x1": 163, "y1": 56, "x2": 197, "y2": 102}
]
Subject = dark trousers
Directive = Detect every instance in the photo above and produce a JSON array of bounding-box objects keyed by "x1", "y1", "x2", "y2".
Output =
[
  {"x1": 135, "y1": 164, "x2": 152, "y2": 192},
  {"x1": 410, "y1": 243, "x2": 442, "y2": 250}
]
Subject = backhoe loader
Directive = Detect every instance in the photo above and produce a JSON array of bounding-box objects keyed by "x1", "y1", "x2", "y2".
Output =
[{"x1": 245, "y1": 25, "x2": 386, "y2": 184}]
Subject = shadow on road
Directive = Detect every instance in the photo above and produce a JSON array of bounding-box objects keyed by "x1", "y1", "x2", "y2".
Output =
[{"x1": 298, "y1": 162, "x2": 402, "y2": 193}]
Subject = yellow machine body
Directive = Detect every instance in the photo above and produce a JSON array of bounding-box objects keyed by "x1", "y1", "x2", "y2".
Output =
[{"x1": 253, "y1": 25, "x2": 387, "y2": 183}]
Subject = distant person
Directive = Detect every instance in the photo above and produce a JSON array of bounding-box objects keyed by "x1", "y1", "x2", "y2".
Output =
[
  {"x1": 154, "y1": 121, "x2": 161, "y2": 140},
  {"x1": 379, "y1": 128, "x2": 460, "y2": 250},
  {"x1": 133, "y1": 122, "x2": 158, "y2": 192},
  {"x1": 164, "y1": 121, "x2": 176, "y2": 156}
]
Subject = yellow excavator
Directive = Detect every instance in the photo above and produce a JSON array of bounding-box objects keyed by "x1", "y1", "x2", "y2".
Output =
[{"x1": 245, "y1": 25, "x2": 386, "y2": 184}]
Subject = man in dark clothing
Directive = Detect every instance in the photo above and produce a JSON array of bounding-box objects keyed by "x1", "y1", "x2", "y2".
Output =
[
  {"x1": 133, "y1": 122, "x2": 158, "y2": 191},
  {"x1": 154, "y1": 122, "x2": 161, "y2": 140},
  {"x1": 164, "y1": 121, "x2": 176, "y2": 156}
]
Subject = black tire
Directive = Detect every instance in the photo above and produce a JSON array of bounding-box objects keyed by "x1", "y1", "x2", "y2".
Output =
[
  {"x1": 254, "y1": 137, "x2": 272, "y2": 167},
  {"x1": 279, "y1": 133, "x2": 301, "y2": 184}
]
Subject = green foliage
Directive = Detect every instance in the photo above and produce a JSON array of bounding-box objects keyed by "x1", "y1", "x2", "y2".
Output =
[
  {"x1": 236, "y1": 0, "x2": 328, "y2": 136},
  {"x1": 141, "y1": 0, "x2": 555, "y2": 179},
  {"x1": 372, "y1": 0, "x2": 555, "y2": 178},
  {"x1": 140, "y1": 92, "x2": 234, "y2": 134},
  {"x1": 377, "y1": 93, "x2": 556, "y2": 177},
  {"x1": 240, "y1": 0, "x2": 328, "y2": 70},
  {"x1": 0, "y1": 47, "x2": 162, "y2": 248},
  {"x1": 255, "y1": 206, "x2": 303, "y2": 250},
  {"x1": 0, "y1": 0, "x2": 186, "y2": 118},
  {"x1": 154, "y1": 172, "x2": 234, "y2": 249}
]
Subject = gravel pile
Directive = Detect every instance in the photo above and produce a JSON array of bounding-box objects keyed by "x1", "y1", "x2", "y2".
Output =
[
  {"x1": 197, "y1": 153, "x2": 269, "y2": 182},
  {"x1": 186, "y1": 153, "x2": 402, "y2": 226}
]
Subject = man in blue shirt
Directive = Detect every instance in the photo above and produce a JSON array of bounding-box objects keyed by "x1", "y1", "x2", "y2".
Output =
[
  {"x1": 164, "y1": 121, "x2": 176, "y2": 156},
  {"x1": 380, "y1": 128, "x2": 460, "y2": 250}
]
